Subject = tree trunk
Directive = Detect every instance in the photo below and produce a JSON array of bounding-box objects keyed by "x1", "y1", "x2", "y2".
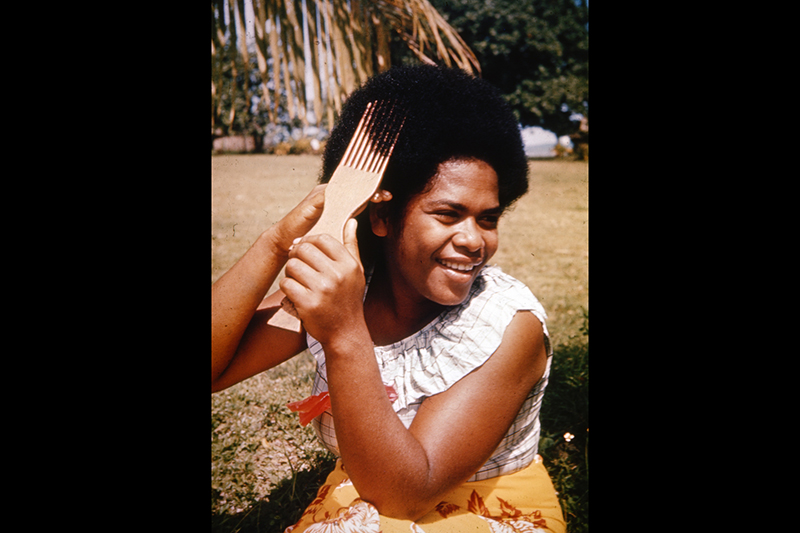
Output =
[
  {"x1": 348, "y1": 0, "x2": 369, "y2": 86},
  {"x1": 305, "y1": 0, "x2": 324, "y2": 126},
  {"x1": 279, "y1": 16, "x2": 297, "y2": 120},
  {"x1": 236, "y1": 0, "x2": 252, "y2": 115},
  {"x1": 226, "y1": 0, "x2": 238, "y2": 129},
  {"x1": 212, "y1": 0, "x2": 228, "y2": 135},
  {"x1": 282, "y1": 0, "x2": 308, "y2": 127},
  {"x1": 320, "y1": 0, "x2": 340, "y2": 126},
  {"x1": 331, "y1": 0, "x2": 355, "y2": 97},
  {"x1": 267, "y1": 1, "x2": 282, "y2": 121},
  {"x1": 253, "y1": 0, "x2": 275, "y2": 122},
  {"x1": 211, "y1": 5, "x2": 219, "y2": 134}
]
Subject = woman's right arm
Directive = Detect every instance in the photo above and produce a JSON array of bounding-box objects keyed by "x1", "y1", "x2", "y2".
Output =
[{"x1": 211, "y1": 185, "x2": 326, "y2": 392}]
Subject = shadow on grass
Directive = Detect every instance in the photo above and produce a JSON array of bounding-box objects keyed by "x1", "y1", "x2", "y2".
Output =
[{"x1": 212, "y1": 454, "x2": 337, "y2": 533}]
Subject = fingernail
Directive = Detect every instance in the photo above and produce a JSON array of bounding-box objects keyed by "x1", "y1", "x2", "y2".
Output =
[{"x1": 292, "y1": 237, "x2": 302, "y2": 244}]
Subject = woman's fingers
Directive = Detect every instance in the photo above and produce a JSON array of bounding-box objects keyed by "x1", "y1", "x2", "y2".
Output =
[
  {"x1": 282, "y1": 234, "x2": 349, "y2": 296},
  {"x1": 271, "y1": 184, "x2": 327, "y2": 254},
  {"x1": 281, "y1": 231, "x2": 365, "y2": 328},
  {"x1": 351, "y1": 189, "x2": 393, "y2": 219},
  {"x1": 290, "y1": 232, "x2": 358, "y2": 267},
  {"x1": 343, "y1": 218, "x2": 362, "y2": 273},
  {"x1": 371, "y1": 189, "x2": 393, "y2": 203}
]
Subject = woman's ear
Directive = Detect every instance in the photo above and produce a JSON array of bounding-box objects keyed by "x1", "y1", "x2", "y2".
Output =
[{"x1": 369, "y1": 202, "x2": 390, "y2": 237}]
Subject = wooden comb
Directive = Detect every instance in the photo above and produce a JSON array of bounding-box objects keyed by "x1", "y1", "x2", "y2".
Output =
[{"x1": 267, "y1": 100, "x2": 405, "y2": 332}]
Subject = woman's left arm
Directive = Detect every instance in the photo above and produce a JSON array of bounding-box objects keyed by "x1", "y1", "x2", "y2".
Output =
[{"x1": 326, "y1": 309, "x2": 547, "y2": 521}]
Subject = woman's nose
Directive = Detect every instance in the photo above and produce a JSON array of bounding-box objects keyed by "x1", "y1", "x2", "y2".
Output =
[{"x1": 452, "y1": 219, "x2": 483, "y2": 252}]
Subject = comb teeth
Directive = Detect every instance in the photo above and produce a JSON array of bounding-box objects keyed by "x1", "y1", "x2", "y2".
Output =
[{"x1": 340, "y1": 100, "x2": 406, "y2": 174}]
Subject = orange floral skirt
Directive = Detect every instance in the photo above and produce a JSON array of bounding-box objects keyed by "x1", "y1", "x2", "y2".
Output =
[{"x1": 284, "y1": 455, "x2": 565, "y2": 533}]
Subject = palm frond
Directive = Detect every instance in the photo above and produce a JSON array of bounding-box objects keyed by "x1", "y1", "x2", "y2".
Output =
[{"x1": 211, "y1": 0, "x2": 480, "y2": 132}]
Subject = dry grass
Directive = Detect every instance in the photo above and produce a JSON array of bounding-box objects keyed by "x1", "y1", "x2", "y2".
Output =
[
  {"x1": 212, "y1": 154, "x2": 322, "y2": 292},
  {"x1": 493, "y1": 159, "x2": 589, "y2": 345},
  {"x1": 211, "y1": 154, "x2": 588, "y2": 531}
]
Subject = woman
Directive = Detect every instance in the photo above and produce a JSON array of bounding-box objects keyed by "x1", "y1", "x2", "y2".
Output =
[{"x1": 212, "y1": 65, "x2": 565, "y2": 532}]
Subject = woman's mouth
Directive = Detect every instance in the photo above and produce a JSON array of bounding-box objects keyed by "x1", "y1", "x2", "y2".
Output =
[{"x1": 436, "y1": 259, "x2": 482, "y2": 272}]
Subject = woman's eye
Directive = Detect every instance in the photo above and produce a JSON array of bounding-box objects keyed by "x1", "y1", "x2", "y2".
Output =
[
  {"x1": 434, "y1": 211, "x2": 458, "y2": 221},
  {"x1": 480, "y1": 216, "x2": 499, "y2": 229}
]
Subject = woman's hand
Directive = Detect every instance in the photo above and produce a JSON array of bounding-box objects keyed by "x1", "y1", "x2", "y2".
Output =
[
  {"x1": 212, "y1": 186, "x2": 388, "y2": 391},
  {"x1": 267, "y1": 184, "x2": 327, "y2": 257},
  {"x1": 279, "y1": 218, "x2": 368, "y2": 345},
  {"x1": 212, "y1": 184, "x2": 328, "y2": 389}
]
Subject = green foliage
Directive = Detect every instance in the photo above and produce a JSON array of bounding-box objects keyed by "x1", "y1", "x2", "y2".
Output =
[
  {"x1": 213, "y1": 1, "x2": 588, "y2": 138},
  {"x1": 539, "y1": 308, "x2": 589, "y2": 532},
  {"x1": 215, "y1": 55, "x2": 270, "y2": 138},
  {"x1": 431, "y1": 0, "x2": 589, "y2": 135},
  {"x1": 211, "y1": 453, "x2": 337, "y2": 533}
]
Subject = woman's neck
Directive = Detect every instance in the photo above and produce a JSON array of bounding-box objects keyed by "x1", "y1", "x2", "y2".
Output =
[{"x1": 364, "y1": 259, "x2": 445, "y2": 346}]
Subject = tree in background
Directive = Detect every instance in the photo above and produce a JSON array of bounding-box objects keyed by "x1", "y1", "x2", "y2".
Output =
[
  {"x1": 212, "y1": 0, "x2": 480, "y2": 139},
  {"x1": 429, "y1": 0, "x2": 588, "y2": 137}
]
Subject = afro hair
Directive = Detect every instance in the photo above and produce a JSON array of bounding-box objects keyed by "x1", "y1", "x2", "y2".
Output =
[{"x1": 318, "y1": 65, "x2": 529, "y2": 263}]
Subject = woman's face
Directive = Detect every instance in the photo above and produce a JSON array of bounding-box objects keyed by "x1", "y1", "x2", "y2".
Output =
[{"x1": 378, "y1": 158, "x2": 501, "y2": 307}]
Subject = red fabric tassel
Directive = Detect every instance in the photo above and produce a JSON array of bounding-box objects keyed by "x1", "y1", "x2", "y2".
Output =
[
  {"x1": 286, "y1": 391, "x2": 331, "y2": 427},
  {"x1": 287, "y1": 383, "x2": 398, "y2": 427}
]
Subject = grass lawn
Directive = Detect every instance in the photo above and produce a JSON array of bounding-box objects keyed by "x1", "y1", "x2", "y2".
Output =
[{"x1": 212, "y1": 155, "x2": 588, "y2": 532}]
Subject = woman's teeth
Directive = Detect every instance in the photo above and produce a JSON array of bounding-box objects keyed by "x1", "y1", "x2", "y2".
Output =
[{"x1": 438, "y1": 259, "x2": 478, "y2": 272}]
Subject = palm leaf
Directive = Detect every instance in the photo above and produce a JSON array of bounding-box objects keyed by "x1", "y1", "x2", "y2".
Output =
[{"x1": 211, "y1": 0, "x2": 480, "y2": 131}]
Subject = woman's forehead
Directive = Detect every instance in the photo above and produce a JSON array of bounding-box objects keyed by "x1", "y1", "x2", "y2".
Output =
[{"x1": 420, "y1": 158, "x2": 499, "y2": 201}]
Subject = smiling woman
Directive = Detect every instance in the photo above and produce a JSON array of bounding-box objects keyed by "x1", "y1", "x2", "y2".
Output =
[
  {"x1": 211, "y1": 65, "x2": 565, "y2": 532},
  {"x1": 372, "y1": 158, "x2": 501, "y2": 314}
]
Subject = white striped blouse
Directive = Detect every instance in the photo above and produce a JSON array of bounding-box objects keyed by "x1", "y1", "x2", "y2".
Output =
[{"x1": 307, "y1": 264, "x2": 552, "y2": 481}]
